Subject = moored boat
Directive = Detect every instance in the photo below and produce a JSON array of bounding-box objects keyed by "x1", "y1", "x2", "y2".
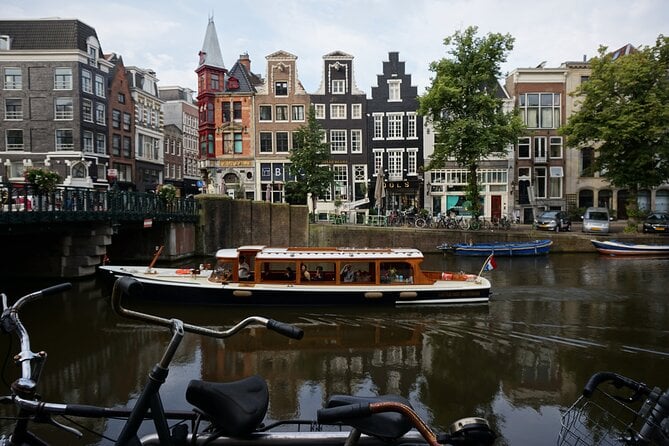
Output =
[
  {"x1": 438, "y1": 239, "x2": 553, "y2": 256},
  {"x1": 99, "y1": 246, "x2": 491, "y2": 306},
  {"x1": 591, "y1": 239, "x2": 669, "y2": 256}
]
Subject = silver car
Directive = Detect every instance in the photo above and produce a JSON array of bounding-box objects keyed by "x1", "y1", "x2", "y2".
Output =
[{"x1": 582, "y1": 207, "x2": 612, "y2": 233}]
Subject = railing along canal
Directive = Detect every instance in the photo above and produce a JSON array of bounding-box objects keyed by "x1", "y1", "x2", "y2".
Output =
[{"x1": 0, "y1": 182, "x2": 198, "y2": 225}]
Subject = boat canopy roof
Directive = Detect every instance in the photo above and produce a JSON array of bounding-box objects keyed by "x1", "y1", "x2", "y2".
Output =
[{"x1": 214, "y1": 246, "x2": 425, "y2": 261}]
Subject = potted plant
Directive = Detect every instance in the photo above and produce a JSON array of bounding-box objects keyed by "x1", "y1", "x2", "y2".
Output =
[{"x1": 157, "y1": 184, "x2": 177, "y2": 209}]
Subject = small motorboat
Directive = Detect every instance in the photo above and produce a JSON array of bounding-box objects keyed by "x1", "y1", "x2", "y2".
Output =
[
  {"x1": 438, "y1": 239, "x2": 553, "y2": 256},
  {"x1": 591, "y1": 239, "x2": 669, "y2": 256}
]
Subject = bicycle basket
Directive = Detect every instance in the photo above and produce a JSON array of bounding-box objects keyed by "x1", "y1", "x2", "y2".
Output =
[{"x1": 558, "y1": 389, "x2": 669, "y2": 446}]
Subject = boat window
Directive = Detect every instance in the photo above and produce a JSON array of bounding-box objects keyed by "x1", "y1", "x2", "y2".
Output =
[
  {"x1": 259, "y1": 261, "x2": 296, "y2": 282},
  {"x1": 340, "y1": 262, "x2": 375, "y2": 283},
  {"x1": 302, "y1": 262, "x2": 336, "y2": 281},
  {"x1": 380, "y1": 262, "x2": 414, "y2": 284},
  {"x1": 209, "y1": 260, "x2": 233, "y2": 283}
]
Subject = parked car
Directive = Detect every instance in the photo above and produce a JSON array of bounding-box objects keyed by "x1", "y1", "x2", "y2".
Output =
[
  {"x1": 581, "y1": 207, "x2": 612, "y2": 233},
  {"x1": 642, "y1": 212, "x2": 669, "y2": 234},
  {"x1": 535, "y1": 210, "x2": 571, "y2": 232}
]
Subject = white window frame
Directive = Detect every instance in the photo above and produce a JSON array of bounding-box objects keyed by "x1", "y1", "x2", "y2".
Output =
[
  {"x1": 275, "y1": 105, "x2": 289, "y2": 122},
  {"x1": 259, "y1": 105, "x2": 272, "y2": 121},
  {"x1": 83, "y1": 131, "x2": 94, "y2": 152},
  {"x1": 518, "y1": 137, "x2": 531, "y2": 159},
  {"x1": 549, "y1": 136, "x2": 563, "y2": 159},
  {"x1": 95, "y1": 74, "x2": 105, "y2": 98},
  {"x1": 55, "y1": 129, "x2": 74, "y2": 151},
  {"x1": 332, "y1": 79, "x2": 346, "y2": 94},
  {"x1": 54, "y1": 97, "x2": 74, "y2": 120},
  {"x1": 549, "y1": 166, "x2": 563, "y2": 199},
  {"x1": 351, "y1": 103, "x2": 362, "y2": 119},
  {"x1": 95, "y1": 133, "x2": 106, "y2": 154},
  {"x1": 54, "y1": 68, "x2": 72, "y2": 90},
  {"x1": 330, "y1": 129, "x2": 347, "y2": 154},
  {"x1": 291, "y1": 104, "x2": 305, "y2": 121},
  {"x1": 95, "y1": 103, "x2": 106, "y2": 125},
  {"x1": 276, "y1": 131, "x2": 290, "y2": 153},
  {"x1": 4, "y1": 67, "x2": 22, "y2": 90},
  {"x1": 314, "y1": 104, "x2": 325, "y2": 119},
  {"x1": 534, "y1": 167, "x2": 547, "y2": 199},
  {"x1": 373, "y1": 149, "x2": 384, "y2": 175},
  {"x1": 351, "y1": 129, "x2": 362, "y2": 153},
  {"x1": 388, "y1": 80, "x2": 401, "y2": 101},
  {"x1": 4, "y1": 98, "x2": 22, "y2": 120},
  {"x1": 373, "y1": 114, "x2": 383, "y2": 139},
  {"x1": 534, "y1": 136, "x2": 547, "y2": 162},
  {"x1": 387, "y1": 113, "x2": 403, "y2": 139},
  {"x1": 81, "y1": 69, "x2": 93, "y2": 94},
  {"x1": 332, "y1": 165, "x2": 348, "y2": 200},
  {"x1": 407, "y1": 113, "x2": 417, "y2": 138},
  {"x1": 5, "y1": 129, "x2": 24, "y2": 150},
  {"x1": 387, "y1": 149, "x2": 403, "y2": 180},
  {"x1": 407, "y1": 149, "x2": 418, "y2": 175},
  {"x1": 330, "y1": 103, "x2": 346, "y2": 119}
]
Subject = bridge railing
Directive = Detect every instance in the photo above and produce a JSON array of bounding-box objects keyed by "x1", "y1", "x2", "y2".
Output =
[{"x1": 0, "y1": 183, "x2": 198, "y2": 224}]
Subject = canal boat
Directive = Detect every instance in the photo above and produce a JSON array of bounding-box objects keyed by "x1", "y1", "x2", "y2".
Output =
[
  {"x1": 591, "y1": 239, "x2": 669, "y2": 256},
  {"x1": 99, "y1": 246, "x2": 491, "y2": 306},
  {"x1": 438, "y1": 239, "x2": 553, "y2": 256}
]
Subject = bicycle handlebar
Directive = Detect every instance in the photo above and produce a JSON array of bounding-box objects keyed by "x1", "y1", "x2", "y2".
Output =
[
  {"x1": 111, "y1": 276, "x2": 304, "y2": 340},
  {"x1": 583, "y1": 371, "x2": 652, "y2": 398}
]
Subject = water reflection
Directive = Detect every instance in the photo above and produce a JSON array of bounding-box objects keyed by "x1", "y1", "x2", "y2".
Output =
[{"x1": 0, "y1": 253, "x2": 667, "y2": 445}]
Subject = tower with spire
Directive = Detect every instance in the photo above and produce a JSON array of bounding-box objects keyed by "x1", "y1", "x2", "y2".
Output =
[{"x1": 195, "y1": 16, "x2": 227, "y2": 187}]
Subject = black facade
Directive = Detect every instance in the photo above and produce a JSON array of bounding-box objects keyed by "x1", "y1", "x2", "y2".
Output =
[
  {"x1": 310, "y1": 51, "x2": 368, "y2": 211},
  {"x1": 367, "y1": 52, "x2": 424, "y2": 212}
]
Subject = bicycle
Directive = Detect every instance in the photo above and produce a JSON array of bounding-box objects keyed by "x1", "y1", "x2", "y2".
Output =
[
  {"x1": 0, "y1": 277, "x2": 497, "y2": 446},
  {"x1": 558, "y1": 371, "x2": 669, "y2": 445}
]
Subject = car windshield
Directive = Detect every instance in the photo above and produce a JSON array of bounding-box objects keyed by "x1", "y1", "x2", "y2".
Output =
[
  {"x1": 540, "y1": 212, "x2": 558, "y2": 218},
  {"x1": 648, "y1": 213, "x2": 668, "y2": 221},
  {"x1": 588, "y1": 212, "x2": 608, "y2": 221}
]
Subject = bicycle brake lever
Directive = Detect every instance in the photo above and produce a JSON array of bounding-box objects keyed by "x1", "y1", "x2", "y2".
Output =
[{"x1": 34, "y1": 413, "x2": 83, "y2": 439}]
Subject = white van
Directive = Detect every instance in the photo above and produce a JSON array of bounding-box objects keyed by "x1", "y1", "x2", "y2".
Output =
[{"x1": 582, "y1": 207, "x2": 612, "y2": 233}]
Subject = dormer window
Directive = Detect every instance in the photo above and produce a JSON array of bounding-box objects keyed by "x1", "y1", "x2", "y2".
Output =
[
  {"x1": 86, "y1": 36, "x2": 100, "y2": 67},
  {"x1": 227, "y1": 76, "x2": 239, "y2": 90},
  {"x1": 332, "y1": 79, "x2": 345, "y2": 94},
  {"x1": 0, "y1": 35, "x2": 10, "y2": 50}
]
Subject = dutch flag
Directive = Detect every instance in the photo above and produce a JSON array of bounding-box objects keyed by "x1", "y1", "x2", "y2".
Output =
[{"x1": 483, "y1": 254, "x2": 497, "y2": 271}]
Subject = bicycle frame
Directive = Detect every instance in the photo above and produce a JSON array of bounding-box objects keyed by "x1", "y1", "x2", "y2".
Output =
[{"x1": 1, "y1": 277, "x2": 496, "y2": 446}]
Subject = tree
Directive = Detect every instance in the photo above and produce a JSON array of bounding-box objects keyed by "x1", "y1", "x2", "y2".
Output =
[
  {"x1": 419, "y1": 26, "x2": 525, "y2": 219},
  {"x1": 560, "y1": 35, "x2": 669, "y2": 223},
  {"x1": 288, "y1": 106, "x2": 334, "y2": 216}
]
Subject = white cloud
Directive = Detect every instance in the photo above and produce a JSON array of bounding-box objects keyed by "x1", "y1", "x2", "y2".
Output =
[{"x1": 7, "y1": 0, "x2": 668, "y2": 95}]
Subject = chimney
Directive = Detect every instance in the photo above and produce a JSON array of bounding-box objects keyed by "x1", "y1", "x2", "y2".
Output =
[{"x1": 239, "y1": 52, "x2": 251, "y2": 71}]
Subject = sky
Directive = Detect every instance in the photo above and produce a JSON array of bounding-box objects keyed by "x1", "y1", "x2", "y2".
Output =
[{"x1": 5, "y1": 0, "x2": 668, "y2": 95}]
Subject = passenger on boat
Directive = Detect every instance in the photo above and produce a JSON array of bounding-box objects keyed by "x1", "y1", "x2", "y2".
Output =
[
  {"x1": 313, "y1": 266, "x2": 324, "y2": 280},
  {"x1": 340, "y1": 264, "x2": 354, "y2": 282},
  {"x1": 238, "y1": 256, "x2": 250, "y2": 280},
  {"x1": 300, "y1": 264, "x2": 311, "y2": 281},
  {"x1": 285, "y1": 267, "x2": 295, "y2": 280}
]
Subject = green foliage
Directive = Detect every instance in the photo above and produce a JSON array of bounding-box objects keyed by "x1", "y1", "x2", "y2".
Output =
[
  {"x1": 24, "y1": 167, "x2": 60, "y2": 193},
  {"x1": 284, "y1": 181, "x2": 307, "y2": 205},
  {"x1": 157, "y1": 184, "x2": 177, "y2": 202},
  {"x1": 560, "y1": 35, "x2": 669, "y2": 213},
  {"x1": 289, "y1": 106, "x2": 335, "y2": 211},
  {"x1": 419, "y1": 26, "x2": 525, "y2": 219}
]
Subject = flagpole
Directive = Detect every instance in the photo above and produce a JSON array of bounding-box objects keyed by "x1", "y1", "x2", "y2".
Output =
[{"x1": 477, "y1": 253, "x2": 494, "y2": 279}]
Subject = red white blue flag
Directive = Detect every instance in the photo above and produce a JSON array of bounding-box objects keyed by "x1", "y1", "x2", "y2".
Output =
[{"x1": 483, "y1": 254, "x2": 497, "y2": 271}]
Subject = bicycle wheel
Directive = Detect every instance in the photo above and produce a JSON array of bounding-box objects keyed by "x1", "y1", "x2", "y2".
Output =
[
  {"x1": 468, "y1": 220, "x2": 480, "y2": 230},
  {"x1": 415, "y1": 218, "x2": 426, "y2": 228}
]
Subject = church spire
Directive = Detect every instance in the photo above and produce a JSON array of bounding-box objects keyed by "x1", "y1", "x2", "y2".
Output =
[{"x1": 198, "y1": 16, "x2": 225, "y2": 70}]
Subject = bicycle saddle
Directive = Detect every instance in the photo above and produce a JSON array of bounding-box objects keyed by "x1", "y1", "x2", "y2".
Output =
[
  {"x1": 324, "y1": 394, "x2": 413, "y2": 440},
  {"x1": 186, "y1": 375, "x2": 269, "y2": 437}
]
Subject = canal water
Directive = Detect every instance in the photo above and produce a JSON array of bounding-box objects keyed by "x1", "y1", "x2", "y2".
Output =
[{"x1": 0, "y1": 253, "x2": 667, "y2": 445}]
